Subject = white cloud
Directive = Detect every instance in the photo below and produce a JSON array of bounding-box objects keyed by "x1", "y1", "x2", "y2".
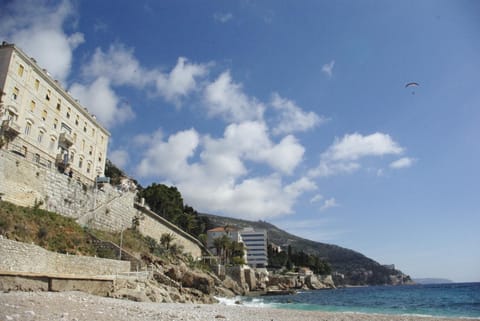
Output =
[
  {"x1": 155, "y1": 57, "x2": 209, "y2": 105},
  {"x1": 310, "y1": 132, "x2": 404, "y2": 177},
  {"x1": 134, "y1": 122, "x2": 311, "y2": 219},
  {"x1": 204, "y1": 71, "x2": 265, "y2": 122},
  {"x1": 270, "y1": 93, "x2": 326, "y2": 135},
  {"x1": 82, "y1": 44, "x2": 152, "y2": 87},
  {"x1": 69, "y1": 77, "x2": 134, "y2": 128},
  {"x1": 310, "y1": 194, "x2": 324, "y2": 203},
  {"x1": 322, "y1": 60, "x2": 335, "y2": 78},
  {"x1": 0, "y1": 0, "x2": 84, "y2": 83},
  {"x1": 136, "y1": 129, "x2": 200, "y2": 179},
  {"x1": 390, "y1": 157, "x2": 416, "y2": 169},
  {"x1": 82, "y1": 45, "x2": 209, "y2": 105},
  {"x1": 320, "y1": 197, "x2": 339, "y2": 211},
  {"x1": 109, "y1": 150, "x2": 130, "y2": 169},
  {"x1": 323, "y1": 132, "x2": 404, "y2": 162},
  {"x1": 203, "y1": 121, "x2": 305, "y2": 175},
  {"x1": 214, "y1": 12, "x2": 233, "y2": 23}
]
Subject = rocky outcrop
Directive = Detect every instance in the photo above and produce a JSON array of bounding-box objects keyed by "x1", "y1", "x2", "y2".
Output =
[
  {"x1": 266, "y1": 273, "x2": 335, "y2": 292},
  {"x1": 305, "y1": 274, "x2": 336, "y2": 289}
]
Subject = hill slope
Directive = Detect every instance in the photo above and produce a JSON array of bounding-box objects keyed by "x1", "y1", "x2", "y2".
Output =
[{"x1": 202, "y1": 213, "x2": 412, "y2": 286}]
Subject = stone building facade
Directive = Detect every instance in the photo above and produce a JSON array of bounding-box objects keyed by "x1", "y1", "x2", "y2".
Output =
[{"x1": 0, "y1": 42, "x2": 110, "y2": 185}]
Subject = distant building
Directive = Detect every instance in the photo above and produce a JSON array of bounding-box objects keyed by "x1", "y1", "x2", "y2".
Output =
[
  {"x1": 240, "y1": 228, "x2": 268, "y2": 268},
  {"x1": 0, "y1": 42, "x2": 110, "y2": 184},
  {"x1": 206, "y1": 226, "x2": 243, "y2": 255}
]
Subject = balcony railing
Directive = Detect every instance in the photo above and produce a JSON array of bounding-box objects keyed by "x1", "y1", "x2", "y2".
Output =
[
  {"x1": 1, "y1": 119, "x2": 21, "y2": 137},
  {"x1": 58, "y1": 132, "x2": 73, "y2": 148}
]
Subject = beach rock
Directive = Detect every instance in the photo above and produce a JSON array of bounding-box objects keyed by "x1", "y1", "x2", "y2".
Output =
[{"x1": 181, "y1": 270, "x2": 214, "y2": 294}]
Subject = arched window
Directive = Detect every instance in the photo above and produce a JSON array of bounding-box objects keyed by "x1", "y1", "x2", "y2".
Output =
[
  {"x1": 37, "y1": 130, "x2": 45, "y2": 144},
  {"x1": 18, "y1": 64, "x2": 24, "y2": 77},
  {"x1": 49, "y1": 136, "x2": 56, "y2": 151},
  {"x1": 24, "y1": 122, "x2": 32, "y2": 136}
]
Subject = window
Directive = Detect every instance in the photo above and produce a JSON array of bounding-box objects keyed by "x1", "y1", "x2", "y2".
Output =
[
  {"x1": 41, "y1": 109, "x2": 47, "y2": 121},
  {"x1": 34, "y1": 153, "x2": 40, "y2": 164},
  {"x1": 22, "y1": 146, "x2": 28, "y2": 157},
  {"x1": 49, "y1": 137, "x2": 56, "y2": 150},
  {"x1": 53, "y1": 118, "x2": 58, "y2": 129},
  {"x1": 66, "y1": 108, "x2": 71, "y2": 119},
  {"x1": 75, "y1": 115, "x2": 79, "y2": 125},
  {"x1": 12, "y1": 87, "x2": 19, "y2": 100},
  {"x1": 24, "y1": 122, "x2": 32, "y2": 136},
  {"x1": 70, "y1": 151, "x2": 75, "y2": 163},
  {"x1": 30, "y1": 100, "x2": 36, "y2": 112},
  {"x1": 86, "y1": 162, "x2": 91, "y2": 174},
  {"x1": 7, "y1": 110, "x2": 17, "y2": 121},
  {"x1": 91, "y1": 128, "x2": 95, "y2": 137},
  {"x1": 89, "y1": 145, "x2": 93, "y2": 156},
  {"x1": 37, "y1": 130, "x2": 44, "y2": 144},
  {"x1": 98, "y1": 152, "x2": 102, "y2": 163},
  {"x1": 18, "y1": 64, "x2": 24, "y2": 77},
  {"x1": 56, "y1": 99, "x2": 61, "y2": 111},
  {"x1": 101, "y1": 135, "x2": 104, "y2": 143},
  {"x1": 78, "y1": 157, "x2": 83, "y2": 169},
  {"x1": 83, "y1": 122, "x2": 87, "y2": 133},
  {"x1": 46, "y1": 160, "x2": 52, "y2": 169},
  {"x1": 60, "y1": 122, "x2": 72, "y2": 134},
  {"x1": 45, "y1": 89, "x2": 51, "y2": 101},
  {"x1": 34, "y1": 79, "x2": 40, "y2": 90}
]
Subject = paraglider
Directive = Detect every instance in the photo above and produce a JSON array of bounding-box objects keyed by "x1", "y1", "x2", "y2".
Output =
[{"x1": 405, "y1": 82, "x2": 419, "y2": 95}]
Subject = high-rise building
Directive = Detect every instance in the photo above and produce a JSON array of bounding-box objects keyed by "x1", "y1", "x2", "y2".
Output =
[
  {"x1": 240, "y1": 228, "x2": 268, "y2": 268},
  {"x1": 0, "y1": 42, "x2": 110, "y2": 184}
]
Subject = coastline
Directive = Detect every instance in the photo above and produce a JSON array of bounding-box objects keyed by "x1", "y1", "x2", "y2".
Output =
[{"x1": 1, "y1": 291, "x2": 477, "y2": 321}]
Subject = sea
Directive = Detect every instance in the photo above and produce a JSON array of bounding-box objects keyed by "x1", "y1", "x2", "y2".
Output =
[{"x1": 218, "y1": 283, "x2": 480, "y2": 319}]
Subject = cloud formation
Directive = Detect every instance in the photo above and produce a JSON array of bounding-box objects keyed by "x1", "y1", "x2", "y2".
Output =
[
  {"x1": 134, "y1": 121, "x2": 313, "y2": 219},
  {"x1": 270, "y1": 93, "x2": 325, "y2": 135},
  {"x1": 204, "y1": 71, "x2": 265, "y2": 122},
  {"x1": 69, "y1": 77, "x2": 134, "y2": 128},
  {"x1": 322, "y1": 60, "x2": 335, "y2": 77},
  {"x1": 0, "y1": 0, "x2": 84, "y2": 83},
  {"x1": 310, "y1": 132, "x2": 404, "y2": 177},
  {"x1": 320, "y1": 197, "x2": 339, "y2": 211},
  {"x1": 390, "y1": 157, "x2": 416, "y2": 169}
]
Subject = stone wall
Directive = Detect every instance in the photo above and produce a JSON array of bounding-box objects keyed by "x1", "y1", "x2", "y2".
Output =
[
  {"x1": 0, "y1": 238, "x2": 130, "y2": 276},
  {"x1": 0, "y1": 149, "x2": 203, "y2": 258}
]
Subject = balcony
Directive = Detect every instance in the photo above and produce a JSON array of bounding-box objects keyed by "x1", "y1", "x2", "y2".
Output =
[
  {"x1": 58, "y1": 132, "x2": 73, "y2": 148},
  {"x1": 55, "y1": 152, "x2": 70, "y2": 166},
  {"x1": 1, "y1": 119, "x2": 21, "y2": 137}
]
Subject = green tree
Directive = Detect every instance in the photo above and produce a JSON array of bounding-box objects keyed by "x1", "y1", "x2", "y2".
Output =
[{"x1": 160, "y1": 232, "x2": 175, "y2": 251}]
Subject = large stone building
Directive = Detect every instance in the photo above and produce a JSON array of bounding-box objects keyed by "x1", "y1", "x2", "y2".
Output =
[{"x1": 0, "y1": 42, "x2": 109, "y2": 185}]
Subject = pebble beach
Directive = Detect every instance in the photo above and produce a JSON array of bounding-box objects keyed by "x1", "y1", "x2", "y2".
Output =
[{"x1": 1, "y1": 291, "x2": 475, "y2": 321}]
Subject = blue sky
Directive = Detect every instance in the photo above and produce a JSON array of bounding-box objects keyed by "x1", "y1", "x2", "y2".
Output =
[{"x1": 1, "y1": 0, "x2": 479, "y2": 282}]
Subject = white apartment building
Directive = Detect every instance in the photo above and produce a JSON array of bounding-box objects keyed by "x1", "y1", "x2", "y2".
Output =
[
  {"x1": 240, "y1": 228, "x2": 268, "y2": 268},
  {"x1": 0, "y1": 42, "x2": 110, "y2": 184}
]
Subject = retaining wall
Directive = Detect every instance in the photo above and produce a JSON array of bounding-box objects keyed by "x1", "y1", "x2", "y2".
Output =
[
  {"x1": 0, "y1": 238, "x2": 130, "y2": 276},
  {"x1": 0, "y1": 149, "x2": 203, "y2": 258}
]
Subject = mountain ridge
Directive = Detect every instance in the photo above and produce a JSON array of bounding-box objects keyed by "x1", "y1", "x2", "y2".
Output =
[{"x1": 201, "y1": 213, "x2": 413, "y2": 286}]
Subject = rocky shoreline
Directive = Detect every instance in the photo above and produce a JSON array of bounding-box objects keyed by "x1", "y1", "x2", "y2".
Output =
[{"x1": 1, "y1": 291, "x2": 473, "y2": 321}]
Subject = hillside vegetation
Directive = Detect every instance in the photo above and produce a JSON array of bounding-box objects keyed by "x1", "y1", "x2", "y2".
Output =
[
  {"x1": 0, "y1": 200, "x2": 195, "y2": 263},
  {"x1": 202, "y1": 213, "x2": 412, "y2": 286}
]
